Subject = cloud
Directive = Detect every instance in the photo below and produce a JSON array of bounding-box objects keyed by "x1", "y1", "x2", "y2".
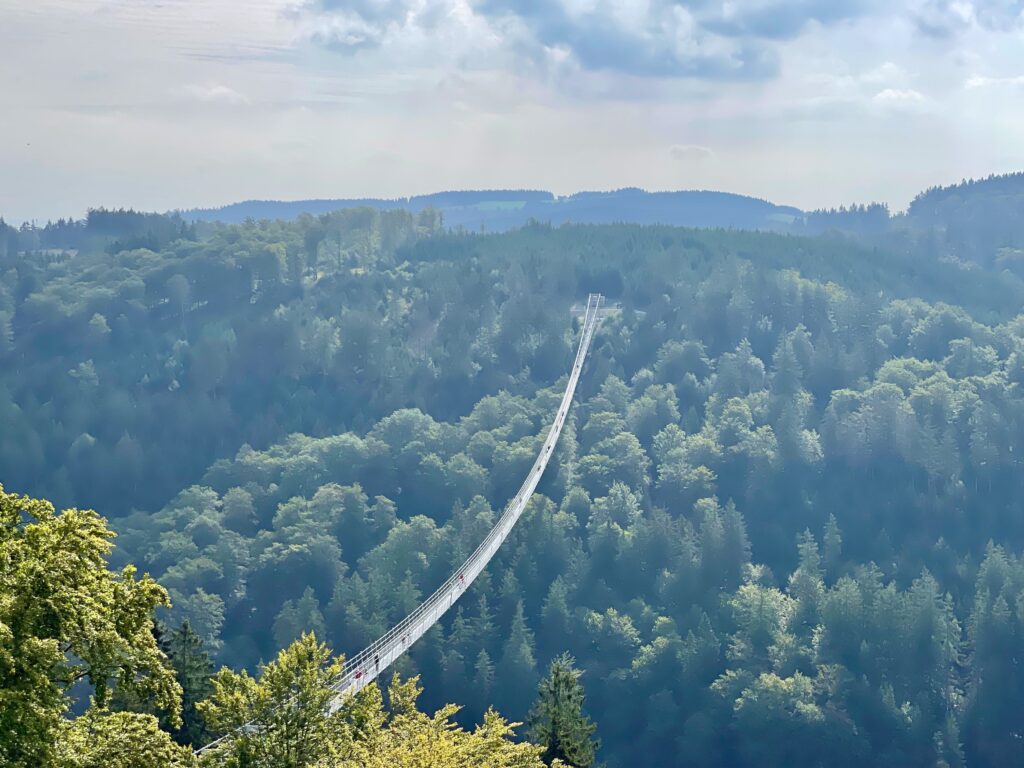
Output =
[
  {"x1": 294, "y1": 0, "x2": 1024, "y2": 89},
  {"x1": 965, "y1": 74, "x2": 1024, "y2": 88},
  {"x1": 909, "y1": 0, "x2": 974, "y2": 37},
  {"x1": 670, "y1": 144, "x2": 715, "y2": 162},
  {"x1": 910, "y1": 0, "x2": 1024, "y2": 36},
  {"x1": 316, "y1": 0, "x2": 411, "y2": 20},
  {"x1": 306, "y1": 11, "x2": 389, "y2": 51},
  {"x1": 860, "y1": 62, "x2": 910, "y2": 86},
  {"x1": 182, "y1": 84, "x2": 251, "y2": 105},
  {"x1": 698, "y1": 0, "x2": 871, "y2": 39},
  {"x1": 973, "y1": 0, "x2": 1024, "y2": 29},
  {"x1": 6, "y1": 0, "x2": 1024, "y2": 222},
  {"x1": 304, "y1": 0, "x2": 454, "y2": 50},
  {"x1": 873, "y1": 88, "x2": 927, "y2": 108},
  {"x1": 473, "y1": 1, "x2": 779, "y2": 79},
  {"x1": 295, "y1": 0, "x2": 888, "y2": 81}
]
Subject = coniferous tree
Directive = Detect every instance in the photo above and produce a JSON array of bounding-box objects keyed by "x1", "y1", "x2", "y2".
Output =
[
  {"x1": 495, "y1": 600, "x2": 538, "y2": 716},
  {"x1": 823, "y1": 514, "x2": 843, "y2": 583},
  {"x1": 788, "y1": 530, "x2": 824, "y2": 639},
  {"x1": 272, "y1": 586, "x2": 327, "y2": 650},
  {"x1": 471, "y1": 649, "x2": 496, "y2": 721},
  {"x1": 165, "y1": 621, "x2": 214, "y2": 747},
  {"x1": 528, "y1": 654, "x2": 599, "y2": 768},
  {"x1": 471, "y1": 594, "x2": 496, "y2": 659},
  {"x1": 539, "y1": 578, "x2": 573, "y2": 657}
]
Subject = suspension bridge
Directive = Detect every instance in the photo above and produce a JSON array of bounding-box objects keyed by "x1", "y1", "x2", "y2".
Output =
[{"x1": 198, "y1": 293, "x2": 605, "y2": 755}]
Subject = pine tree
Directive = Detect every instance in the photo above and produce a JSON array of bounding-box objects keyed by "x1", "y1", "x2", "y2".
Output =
[
  {"x1": 272, "y1": 586, "x2": 327, "y2": 650},
  {"x1": 471, "y1": 594, "x2": 496, "y2": 659},
  {"x1": 165, "y1": 620, "x2": 213, "y2": 746},
  {"x1": 771, "y1": 335, "x2": 805, "y2": 397},
  {"x1": 788, "y1": 530, "x2": 824, "y2": 639},
  {"x1": 528, "y1": 653, "x2": 600, "y2": 768},
  {"x1": 721, "y1": 500, "x2": 752, "y2": 590},
  {"x1": 471, "y1": 649, "x2": 496, "y2": 721},
  {"x1": 540, "y1": 577, "x2": 573, "y2": 657},
  {"x1": 496, "y1": 600, "x2": 539, "y2": 716},
  {"x1": 498, "y1": 569, "x2": 523, "y2": 628},
  {"x1": 448, "y1": 605, "x2": 473, "y2": 657},
  {"x1": 440, "y1": 648, "x2": 468, "y2": 695},
  {"x1": 680, "y1": 611, "x2": 721, "y2": 688},
  {"x1": 823, "y1": 513, "x2": 843, "y2": 582}
]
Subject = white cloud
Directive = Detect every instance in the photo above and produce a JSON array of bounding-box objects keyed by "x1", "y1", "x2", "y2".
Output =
[
  {"x1": 669, "y1": 144, "x2": 715, "y2": 163},
  {"x1": 966, "y1": 74, "x2": 1024, "y2": 88},
  {"x1": 873, "y1": 87, "x2": 926, "y2": 104},
  {"x1": 861, "y1": 61, "x2": 910, "y2": 86},
  {"x1": 182, "y1": 84, "x2": 251, "y2": 105}
]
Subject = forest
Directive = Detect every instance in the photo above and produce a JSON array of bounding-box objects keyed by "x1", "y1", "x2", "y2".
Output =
[
  {"x1": 4, "y1": 172, "x2": 1024, "y2": 767},
  {"x1": 181, "y1": 188, "x2": 800, "y2": 232}
]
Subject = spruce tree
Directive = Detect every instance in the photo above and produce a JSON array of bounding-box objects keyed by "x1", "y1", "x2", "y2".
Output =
[
  {"x1": 528, "y1": 653, "x2": 599, "y2": 768},
  {"x1": 496, "y1": 600, "x2": 538, "y2": 716},
  {"x1": 823, "y1": 513, "x2": 843, "y2": 582},
  {"x1": 272, "y1": 586, "x2": 327, "y2": 650},
  {"x1": 471, "y1": 594, "x2": 497, "y2": 658},
  {"x1": 540, "y1": 578, "x2": 573, "y2": 657},
  {"x1": 471, "y1": 649, "x2": 496, "y2": 721},
  {"x1": 166, "y1": 620, "x2": 214, "y2": 746}
]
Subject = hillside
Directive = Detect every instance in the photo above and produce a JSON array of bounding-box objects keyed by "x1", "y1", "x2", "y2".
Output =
[
  {"x1": 799, "y1": 171, "x2": 1024, "y2": 268},
  {"x1": 181, "y1": 188, "x2": 803, "y2": 232},
  {"x1": 4, "y1": 190, "x2": 1024, "y2": 766},
  {"x1": 2, "y1": 481, "x2": 587, "y2": 767},
  {"x1": 95, "y1": 211, "x2": 1024, "y2": 768},
  {"x1": 906, "y1": 172, "x2": 1024, "y2": 266},
  {"x1": 5, "y1": 209, "x2": 1022, "y2": 519}
]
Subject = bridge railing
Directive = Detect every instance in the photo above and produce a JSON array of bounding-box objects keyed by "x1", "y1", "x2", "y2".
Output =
[
  {"x1": 327, "y1": 292, "x2": 603, "y2": 703},
  {"x1": 197, "y1": 293, "x2": 603, "y2": 754}
]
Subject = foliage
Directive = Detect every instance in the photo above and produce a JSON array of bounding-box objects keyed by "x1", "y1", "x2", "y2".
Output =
[
  {"x1": 528, "y1": 654, "x2": 599, "y2": 768},
  {"x1": 198, "y1": 633, "x2": 348, "y2": 767},
  {"x1": 166, "y1": 621, "x2": 215, "y2": 746},
  {"x1": 9, "y1": 177, "x2": 1024, "y2": 766},
  {"x1": 197, "y1": 633, "x2": 551, "y2": 768},
  {"x1": 329, "y1": 674, "x2": 553, "y2": 768},
  {"x1": 52, "y1": 707, "x2": 196, "y2": 768},
  {"x1": 0, "y1": 485, "x2": 182, "y2": 767}
]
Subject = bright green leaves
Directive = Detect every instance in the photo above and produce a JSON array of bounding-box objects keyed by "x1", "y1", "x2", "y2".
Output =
[
  {"x1": 198, "y1": 633, "x2": 347, "y2": 768},
  {"x1": 0, "y1": 484, "x2": 182, "y2": 767}
]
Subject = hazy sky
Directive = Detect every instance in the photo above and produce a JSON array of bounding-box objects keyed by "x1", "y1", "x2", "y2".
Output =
[{"x1": 2, "y1": 0, "x2": 1023, "y2": 222}]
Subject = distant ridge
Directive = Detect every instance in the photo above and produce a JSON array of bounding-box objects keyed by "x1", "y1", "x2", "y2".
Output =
[{"x1": 180, "y1": 188, "x2": 803, "y2": 232}]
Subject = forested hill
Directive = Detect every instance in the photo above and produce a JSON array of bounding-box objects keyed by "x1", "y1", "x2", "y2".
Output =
[
  {"x1": 102, "y1": 212, "x2": 1024, "y2": 768},
  {"x1": 906, "y1": 172, "x2": 1024, "y2": 266},
  {"x1": 6, "y1": 191, "x2": 1024, "y2": 766},
  {"x1": 4, "y1": 210, "x2": 1022, "y2": 521},
  {"x1": 181, "y1": 188, "x2": 802, "y2": 232},
  {"x1": 799, "y1": 171, "x2": 1024, "y2": 267}
]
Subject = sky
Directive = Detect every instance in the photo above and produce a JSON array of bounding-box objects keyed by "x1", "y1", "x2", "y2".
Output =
[{"x1": 1, "y1": 0, "x2": 1023, "y2": 222}]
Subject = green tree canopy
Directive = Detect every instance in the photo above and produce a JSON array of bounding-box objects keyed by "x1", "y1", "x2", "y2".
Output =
[
  {"x1": 528, "y1": 654, "x2": 599, "y2": 768},
  {"x1": 0, "y1": 485, "x2": 183, "y2": 767}
]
